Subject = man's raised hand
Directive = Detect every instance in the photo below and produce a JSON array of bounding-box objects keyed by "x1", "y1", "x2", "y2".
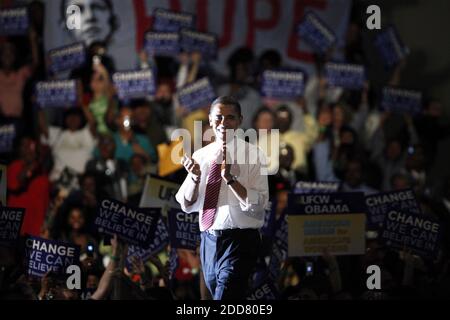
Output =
[{"x1": 182, "y1": 154, "x2": 201, "y2": 183}]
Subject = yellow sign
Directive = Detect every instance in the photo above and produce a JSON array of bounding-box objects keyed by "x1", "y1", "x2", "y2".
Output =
[
  {"x1": 288, "y1": 214, "x2": 366, "y2": 257},
  {"x1": 157, "y1": 140, "x2": 183, "y2": 177},
  {"x1": 140, "y1": 175, "x2": 181, "y2": 215}
]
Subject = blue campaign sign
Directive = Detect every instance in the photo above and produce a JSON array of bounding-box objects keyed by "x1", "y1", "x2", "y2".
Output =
[
  {"x1": 273, "y1": 213, "x2": 288, "y2": 253},
  {"x1": 152, "y1": 8, "x2": 195, "y2": 32},
  {"x1": 126, "y1": 217, "x2": 170, "y2": 268},
  {"x1": 325, "y1": 63, "x2": 366, "y2": 90},
  {"x1": 380, "y1": 207, "x2": 441, "y2": 259},
  {"x1": 35, "y1": 80, "x2": 78, "y2": 108},
  {"x1": 297, "y1": 11, "x2": 336, "y2": 54},
  {"x1": 0, "y1": 7, "x2": 29, "y2": 36},
  {"x1": 268, "y1": 213, "x2": 288, "y2": 281},
  {"x1": 0, "y1": 207, "x2": 25, "y2": 246},
  {"x1": 168, "y1": 247, "x2": 179, "y2": 280},
  {"x1": 268, "y1": 243, "x2": 285, "y2": 281},
  {"x1": 179, "y1": 29, "x2": 218, "y2": 60},
  {"x1": 261, "y1": 69, "x2": 306, "y2": 99},
  {"x1": 145, "y1": 32, "x2": 180, "y2": 57},
  {"x1": 261, "y1": 201, "x2": 276, "y2": 238},
  {"x1": 177, "y1": 77, "x2": 215, "y2": 112},
  {"x1": 365, "y1": 189, "x2": 422, "y2": 231},
  {"x1": 287, "y1": 192, "x2": 366, "y2": 216},
  {"x1": 24, "y1": 236, "x2": 80, "y2": 278},
  {"x1": 113, "y1": 69, "x2": 156, "y2": 101},
  {"x1": 294, "y1": 181, "x2": 340, "y2": 194},
  {"x1": 288, "y1": 193, "x2": 366, "y2": 257},
  {"x1": 247, "y1": 277, "x2": 279, "y2": 300},
  {"x1": 168, "y1": 209, "x2": 200, "y2": 250},
  {"x1": 48, "y1": 43, "x2": 86, "y2": 74},
  {"x1": 374, "y1": 25, "x2": 409, "y2": 69},
  {"x1": 95, "y1": 199, "x2": 161, "y2": 247},
  {"x1": 380, "y1": 87, "x2": 422, "y2": 115},
  {"x1": 0, "y1": 124, "x2": 16, "y2": 153}
]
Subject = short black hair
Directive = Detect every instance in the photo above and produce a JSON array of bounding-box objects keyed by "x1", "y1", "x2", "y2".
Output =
[
  {"x1": 130, "y1": 98, "x2": 152, "y2": 109},
  {"x1": 210, "y1": 96, "x2": 242, "y2": 117}
]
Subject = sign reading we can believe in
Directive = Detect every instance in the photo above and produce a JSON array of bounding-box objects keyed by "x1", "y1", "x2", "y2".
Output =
[{"x1": 287, "y1": 192, "x2": 366, "y2": 257}]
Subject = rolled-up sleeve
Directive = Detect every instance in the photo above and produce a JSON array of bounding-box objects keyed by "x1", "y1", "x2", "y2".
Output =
[
  {"x1": 238, "y1": 148, "x2": 269, "y2": 216},
  {"x1": 175, "y1": 151, "x2": 204, "y2": 213},
  {"x1": 175, "y1": 175, "x2": 202, "y2": 213}
]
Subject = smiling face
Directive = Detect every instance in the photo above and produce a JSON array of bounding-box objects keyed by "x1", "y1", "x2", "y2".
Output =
[
  {"x1": 209, "y1": 103, "x2": 242, "y2": 143},
  {"x1": 68, "y1": 208, "x2": 85, "y2": 231},
  {"x1": 66, "y1": 0, "x2": 112, "y2": 46},
  {"x1": 255, "y1": 111, "x2": 274, "y2": 131}
]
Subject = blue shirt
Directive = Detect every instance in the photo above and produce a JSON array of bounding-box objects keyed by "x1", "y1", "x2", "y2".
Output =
[{"x1": 113, "y1": 132, "x2": 156, "y2": 164}]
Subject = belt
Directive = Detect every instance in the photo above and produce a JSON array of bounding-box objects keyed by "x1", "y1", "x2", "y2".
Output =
[{"x1": 204, "y1": 228, "x2": 257, "y2": 237}]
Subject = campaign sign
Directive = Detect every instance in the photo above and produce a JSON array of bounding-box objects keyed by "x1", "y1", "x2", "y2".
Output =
[
  {"x1": 247, "y1": 278, "x2": 279, "y2": 300},
  {"x1": 145, "y1": 32, "x2": 180, "y2": 57},
  {"x1": 168, "y1": 247, "x2": 179, "y2": 280},
  {"x1": 380, "y1": 87, "x2": 422, "y2": 115},
  {"x1": 168, "y1": 209, "x2": 200, "y2": 250},
  {"x1": 365, "y1": 189, "x2": 422, "y2": 231},
  {"x1": 0, "y1": 207, "x2": 24, "y2": 246},
  {"x1": 0, "y1": 165, "x2": 6, "y2": 205},
  {"x1": 380, "y1": 207, "x2": 441, "y2": 259},
  {"x1": 177, "y1": 77, "x2": 215, "y2": 112},
  {"x1": 48, "y1": 43, "x2": 86, "y2": 74},
  {"x1": 297, "y1": 11, "x2": 336, "y2": 54},
  {"x1": 294, "y1": 181, "x2": 340, "y2": 194},
  {"x1": 95, "y1": 199, "x2": 160, "y2": 246},
  {"x1": 126, "y1": 217, "x2": 170, "y2": 267},
  {"x1": 0, "y1": 124, "x2": 16, "y2": 153},
  {"x1": 35, "y1": 80, "x2": 78, "y2": 108},
  {"x1": 273, "y1": 212, "x2": 288, "y2": 254},
  {"x1": 261, "y1": 201, "x2": 275, "y2": 237},
  {"x1": 152, "y1": 8, "x2": 195, "y2": 32},
  {"x1": 0, "y1": 7, "x2": 29, "y2": 36},
  {"x1": 179, "y1": 29, "x2": 218, "y2": 60},
  {"x1": 268, "y1": 214, "x2": 288, "y2": 280},
  {"x1": 261, "y1": 69, "x2": 306, "y2": 99},
  {"x1": 325, "y1": 63, "x2": 366, "y2": 90},
  {"x1": 113, "y1": 69, "x2": 156, "y2": 101},
  {"x1": 287, "y1": 193, "x2": 366, "y2": 257},
  {"x1": 140, "y1": 176, "x2": 181, "y2": 215},
  {"x1": 374, "y1": 26, "x2": 409, "y2": 69},
  {"x1": 24, "y1": 236, "x2": 80, "y2": 278}
]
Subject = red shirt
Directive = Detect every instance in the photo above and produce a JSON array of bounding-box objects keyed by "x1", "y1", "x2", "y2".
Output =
[{"x1": 7, "y1": 160, "x2": 50, "y2": 236}]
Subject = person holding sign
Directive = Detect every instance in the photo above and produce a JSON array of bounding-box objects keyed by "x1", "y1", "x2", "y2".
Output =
[{"x1": 175, "y1": 96, "x2": 269, "y2": 300}]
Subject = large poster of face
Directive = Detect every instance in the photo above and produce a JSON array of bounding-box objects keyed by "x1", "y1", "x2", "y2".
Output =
[
  {"x1": 45, "y1": 0, "x2": 136, "y2": 70},
  {"x1": 61, "y1": 0, "x2": 119, "y2": 46}
]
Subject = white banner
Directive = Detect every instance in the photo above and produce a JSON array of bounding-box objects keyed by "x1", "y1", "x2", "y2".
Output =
[{"x1": 44, "y1": 0, "x2": 351, "y2": 75}]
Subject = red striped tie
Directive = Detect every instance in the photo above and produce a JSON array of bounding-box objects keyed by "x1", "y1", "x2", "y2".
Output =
[{"x1": 201, "y1": 161, "x2": 222, "y2": 230}]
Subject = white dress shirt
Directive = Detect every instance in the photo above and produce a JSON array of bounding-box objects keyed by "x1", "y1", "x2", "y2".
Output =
[{"x1": 175, "y1": 138, "x2": 269, "y2": 232}]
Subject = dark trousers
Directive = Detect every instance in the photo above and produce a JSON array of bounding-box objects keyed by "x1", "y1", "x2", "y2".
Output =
[{"x1": 200, "y1": 228, "x2": 261, "y2": 300}]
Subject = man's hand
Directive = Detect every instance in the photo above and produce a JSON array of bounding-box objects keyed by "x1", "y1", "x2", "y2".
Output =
[
  {"x1": 182, "y1": 154, "x2": 201, "y2": 183},
  {"x1": 221, "y1": 143, "x2": 232, "y2": 182}
]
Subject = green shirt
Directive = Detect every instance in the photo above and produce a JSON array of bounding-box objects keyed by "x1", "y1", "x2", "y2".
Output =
[{"x1": 89, "y1": 95, "x2": 109, "y2": 134}]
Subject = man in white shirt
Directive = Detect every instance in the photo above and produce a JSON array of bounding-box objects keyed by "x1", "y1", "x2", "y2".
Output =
[{"x1": 175, "y1": 96, "x2": 269, "y2": 300}]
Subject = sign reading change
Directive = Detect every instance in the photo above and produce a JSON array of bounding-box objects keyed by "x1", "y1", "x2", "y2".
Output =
[
  {"x1": 95, "y1": 199, "x2": 160, "y2": 246},
  {"x1": 380, "y1": 207, "x2": 441, "y2": 259},
  {"x1": 0, "y1": 207, "x2": 25, "y2": 246},
  {"x1": 24, "y1": 236, "x2": 80, "y2": 278}
]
